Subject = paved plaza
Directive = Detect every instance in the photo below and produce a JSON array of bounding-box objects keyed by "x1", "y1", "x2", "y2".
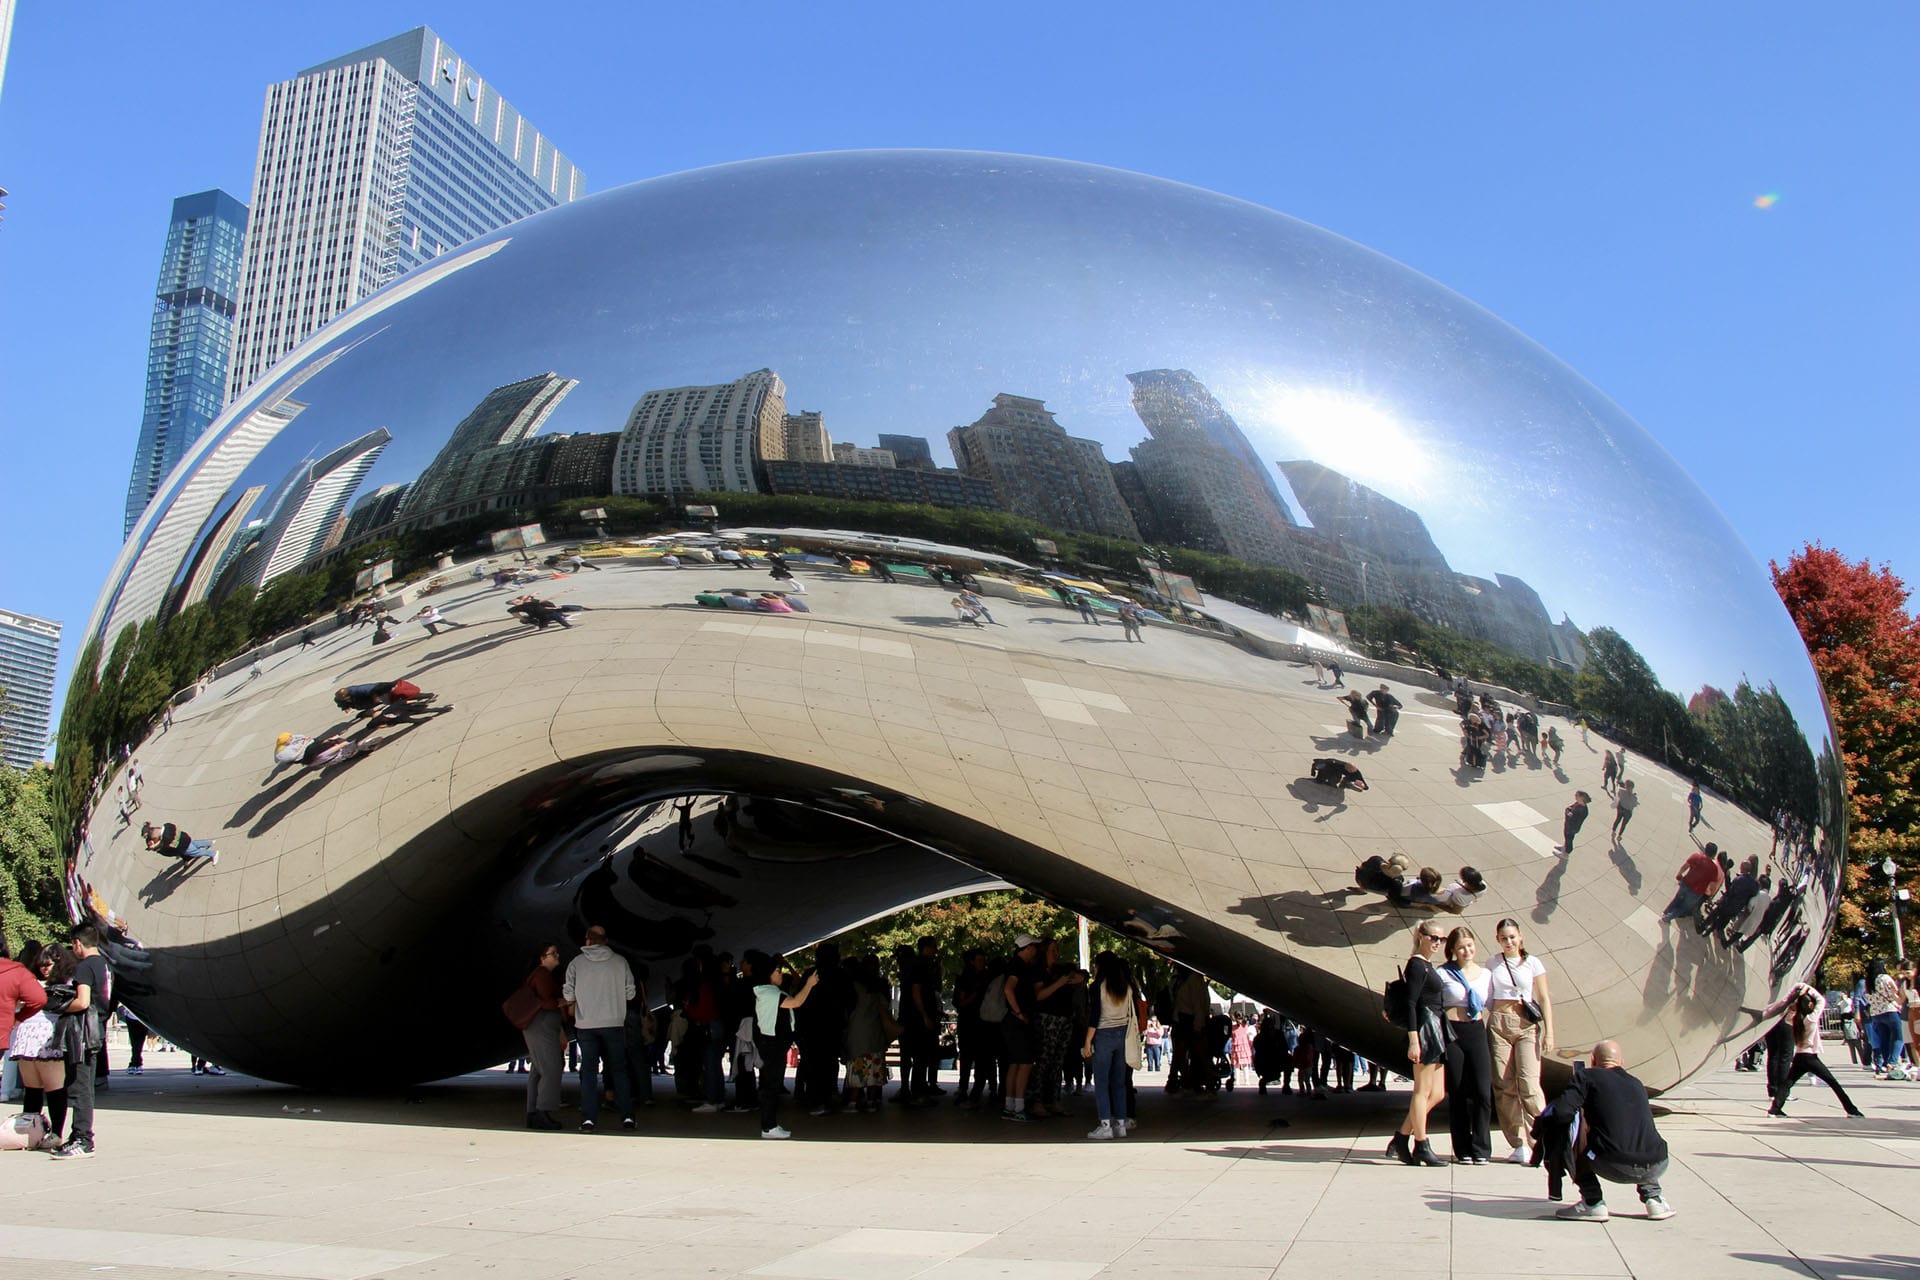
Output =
[
  {"x1": 1, "y1": 1058, "x2": 1913, "y2": 1280},
  {"x1": 88, "y1": 550, "x2": 1793, "y2": 1089}
]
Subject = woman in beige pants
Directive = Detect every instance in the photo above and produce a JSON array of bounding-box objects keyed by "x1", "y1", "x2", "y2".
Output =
[{"x1": 1488, "y1": 919, "x2": 1554, "y2": 1162}]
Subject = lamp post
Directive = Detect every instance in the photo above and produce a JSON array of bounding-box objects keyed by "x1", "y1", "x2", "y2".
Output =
[{"x1": 1884, "y1": 857, "x2": 1907, "y2": 965}]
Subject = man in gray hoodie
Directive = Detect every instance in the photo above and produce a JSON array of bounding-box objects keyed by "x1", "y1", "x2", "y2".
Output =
[{"x1": 563, "y1": 926, "x2": 638, "y2": 1132}]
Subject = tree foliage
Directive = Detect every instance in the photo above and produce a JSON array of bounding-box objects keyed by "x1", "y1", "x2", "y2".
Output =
[
  {"x1": 1773, "y1": 544, "x2": 1920, "y2": 974},
  {"x1": 0, "y1": 765, "x2": 65, "y2": 951}
]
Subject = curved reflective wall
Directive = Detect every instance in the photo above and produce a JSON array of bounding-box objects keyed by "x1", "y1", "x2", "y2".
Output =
[{"x1": 61, "y1": 151, "x2": 1843, "y2": 1089}]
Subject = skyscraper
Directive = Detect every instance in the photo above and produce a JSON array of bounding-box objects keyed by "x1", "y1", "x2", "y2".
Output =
[
  {"x1": 226, "y1": 27, "x2": 584, "y2": 402},
  {"x1": 877, "y1": 434, "x2": 935, "y2": 469},
  {"x1": 1126, "y1": 369, "x2": 1295, "y2": 565},
  {"x1": 0, "y1": 608, "x2": 60, "y2": 771},
  {"x1": 612, "y1": 369, "x2": 787, "y2": 496},
  {"x1": 399, "y1": 372, "x2": 577, "y2": 519},
  {"x1": 231, "y1": 428, "x2": 392, "y2": 590},
  {"x1": 832, "y1": 443, "x2": 896, "y2": 468},
  {"x1": 123, "y1": 190, "x2": 250, "y2": 538},
  {"x1": 782, "y1": 411, "x2": 833, "y2": 462},
  {"x1": 948, "y1": 394, "x2": 1139, "y2": 540}
]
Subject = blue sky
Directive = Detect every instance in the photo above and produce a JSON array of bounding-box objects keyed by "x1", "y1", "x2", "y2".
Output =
[{"x1": 1, "y1": 3, "x2": 1915, "y2": 724}]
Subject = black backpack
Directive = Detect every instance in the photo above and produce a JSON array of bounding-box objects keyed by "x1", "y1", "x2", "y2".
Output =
[{"x1": 1382, "y1": 966, "x2": 1411, "y2": 1029}]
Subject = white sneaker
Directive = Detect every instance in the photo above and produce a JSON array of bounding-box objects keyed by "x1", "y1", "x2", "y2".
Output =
[
  {"x1": 1087, "y1": 1121, "x2": 1114, "y2": 1140},
  {"x1": 1507, "y1": 1145, "x2": 1532, "y2": 1164},
  {"x1": 1644, "y1": 1197, "x2": 1675, "y2": 1221},
  {"x1": 761, "y1": 1125, "x2": 791, "y2": 1140},
  {"x1": 691, "y1": 1102, "x2": 720, "y2": 1114}
]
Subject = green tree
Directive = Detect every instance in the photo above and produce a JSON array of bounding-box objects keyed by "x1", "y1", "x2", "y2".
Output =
[{"x1": 0, "y1": 765, "x2": 65, "y2": 951}]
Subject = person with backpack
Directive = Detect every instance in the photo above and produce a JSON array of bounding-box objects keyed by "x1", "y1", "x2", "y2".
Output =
[
  {"x1": 1386, "y1": 921, "x2": 1450, "y2": 1167},
  {"x1": 502, "y1": 942, "x2": 567, "y2": 1130}
]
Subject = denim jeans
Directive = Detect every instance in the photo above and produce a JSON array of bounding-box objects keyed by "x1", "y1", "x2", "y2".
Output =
[
  {"x1": 701, "y1": 1024, "x2": 728, "y2": 1104},
  {"x1": 1660, "y1": 887, "x2": 1704, "y2": 921},
  {"x1": 1090, "y1": 1026, "x2": 1128, "y2": 1123},
  {"x1": 1144, "y1": 1043, "x2": 1162, "y2": 1072},
  {"x1": 1869, "y1": 1012, "x2": 1904, "y2": 1069},
  {"x1": 1574, "y1": 1153, "x2": 1667, "y2": 1205},
  {"x1": 576, "y1": 1026, "x2": 632, "y2": 1125}
]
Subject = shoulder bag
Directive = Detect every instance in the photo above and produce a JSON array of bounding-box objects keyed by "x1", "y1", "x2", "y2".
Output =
[
  {"x1": 1504, "y1": 957, "x2": 1544, "y2": 1024},
  {"x1": 501, "y1": 972, "x2": 543, "y2": 1031}
]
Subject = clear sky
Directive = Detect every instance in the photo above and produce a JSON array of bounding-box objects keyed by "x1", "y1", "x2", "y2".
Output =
[{"x1": 1, "y1": 3, "x2": 1914, "y2": 726}]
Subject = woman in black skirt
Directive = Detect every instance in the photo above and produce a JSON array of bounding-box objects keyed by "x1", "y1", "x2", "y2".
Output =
[
  {"x1": 1388, "y1": 921, "x2": 1450, "y2": 1167},
  {"x1": 1438, "y1": 926, "x2": 1495, "y2": 1164}
]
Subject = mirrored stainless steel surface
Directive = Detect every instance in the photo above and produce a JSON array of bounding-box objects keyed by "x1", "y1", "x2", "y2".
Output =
[{"x1": 61, "y1": 151, "x2": 1842, "y2": 1088}]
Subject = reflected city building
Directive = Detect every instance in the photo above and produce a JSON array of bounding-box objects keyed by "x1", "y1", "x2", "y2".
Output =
[{"x1": 57, "y1": 152, "x2": 1843, "y2": 1090}]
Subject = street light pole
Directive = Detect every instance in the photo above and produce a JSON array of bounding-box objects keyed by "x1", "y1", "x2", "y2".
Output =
[{"x1": 1884, "y1": 857, "x2": 1907, "y2": 965}]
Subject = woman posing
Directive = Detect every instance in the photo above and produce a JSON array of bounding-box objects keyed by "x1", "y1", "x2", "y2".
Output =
[
  {"x1": 11, "y1": 944, "x2": 72, "y2": 1149},
  {"x1": 1487, "y1": 919, "x2": 1554, "y2": 1163},
  {"x1": 1438, "y1": 926, "x2": 1495, "y2": 1164},
  {"x1": 1081, "y1": 952, "x2": 1139, "y2": 1139},
  {"x1": 1387, "y1": 922, "x2": 1450, "y2": 1167},
  {"x1": 1764, "y1": 983, "x2": 1864, "y2": 1118}
]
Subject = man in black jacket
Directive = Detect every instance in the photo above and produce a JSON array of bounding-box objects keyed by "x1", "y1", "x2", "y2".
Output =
[{"x1": 1554, "y1": 1041, "x2": 1673, "y2": 1222}]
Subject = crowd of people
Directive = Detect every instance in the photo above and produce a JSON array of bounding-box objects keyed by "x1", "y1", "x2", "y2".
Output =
[{"x1": 1, "y1": 928, "x2": 114, "y2": 1158}]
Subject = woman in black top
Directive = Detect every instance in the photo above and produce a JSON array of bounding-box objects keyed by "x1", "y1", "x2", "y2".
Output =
[{"x1": 1388, "y1": 921, "x2": 1450, "y2": 1167}]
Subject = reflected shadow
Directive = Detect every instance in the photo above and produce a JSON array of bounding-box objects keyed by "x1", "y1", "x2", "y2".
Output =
[
  {"x1": 1230, "y1": 891, "x2": 1414, "y2": 947},
  {"x1": 1609, "y1": 842, "x2": 1644, "y2": 895},
  {"x1": 1309, "y1": 733, "x2": 1385, "y2": 756},
  {"x1": 1532, "y1": 853, "x2": 1568, "y2": 924},
  {"x1": 1730, "y1": 1256, "x2": 1919, "y2": 1280},
  {"x1": 1285, "y1": 778, "x2": 1349, "y2": 820},
  {"x1": 137, "y1": 858, "x2": 207, "y2": 906}
]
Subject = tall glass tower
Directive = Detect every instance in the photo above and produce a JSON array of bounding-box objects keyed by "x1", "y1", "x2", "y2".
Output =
[
  {"x1": 0, "y1": 608, "x2": 61, "y2": 770},
  {"x1": 123, "y1": 190, "x2": 249, "y2": 538},
  {"x1": 225, "y1": 27, "x2": 584, "y2": 403}
]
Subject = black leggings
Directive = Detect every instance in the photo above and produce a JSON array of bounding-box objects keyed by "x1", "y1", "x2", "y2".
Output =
[
  {"x1": 1772, "y1": 1052, "x2": 1859, "y2": 1114},
  {"x1": 1445, "y1": 1019, "x2": 1494, "y2": 1161}
]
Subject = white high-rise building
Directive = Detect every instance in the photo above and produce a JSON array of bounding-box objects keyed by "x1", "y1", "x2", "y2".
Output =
[
  {"x1": 0, "y1": 608, "x2": 60, "y2": 771},
  {"x1": 612, "y1": 369, "x2": 788, "y2": 496},
  {"x1": 244, "y1": 428, "x2": 393, "y2": 588},
  {"x1": 225, "y1": 27, "x2": 584, "y2": 403}
]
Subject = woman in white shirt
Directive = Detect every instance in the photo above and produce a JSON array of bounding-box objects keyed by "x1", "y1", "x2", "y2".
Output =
[
  {"x1": 1438, "y1": 926, "x2": 1494, "y2": 1164},
  {"x1": 1488, "y1": 919, "x2": 1555, "y2": 1162}
]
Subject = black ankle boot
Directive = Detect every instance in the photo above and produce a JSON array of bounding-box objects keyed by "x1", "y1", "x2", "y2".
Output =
[
  {"x1": 1413, "y1": 1139, "x2": 1445, "y2": 1166},
  {"x1": 1386, "y1": 1131, "x2": 1414, "y2": 1164}
]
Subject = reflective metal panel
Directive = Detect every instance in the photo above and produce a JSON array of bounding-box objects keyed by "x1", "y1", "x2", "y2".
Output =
[{"x1": 61, "y1": 152, "x2": 1843, "y2": 1089}]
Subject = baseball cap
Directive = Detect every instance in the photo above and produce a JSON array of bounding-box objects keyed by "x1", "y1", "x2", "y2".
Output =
[{"x1": 1013, "y1": 934, "x2": 1040, "y2": 950}]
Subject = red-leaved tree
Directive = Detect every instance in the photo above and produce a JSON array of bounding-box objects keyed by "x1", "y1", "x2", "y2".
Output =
[{"x1": 1773, "y1": 544, "x2": 1920, "y2": 976}]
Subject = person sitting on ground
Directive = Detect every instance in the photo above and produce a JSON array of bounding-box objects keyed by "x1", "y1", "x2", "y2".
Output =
[
  {"x1": 334, "y1": 680, "x2": 444, "y2": 721},
  {"x1": 950, "y1": 595, "x2": 985, "y2": 627},
  {"x1": 1308, "y1": 758, "x2": 1369, "y2": 791},
  {"x1": 1354, "y1": 853, "x2": 1416, "y2": 902},
  {"x1": 1408, "y1": 867, "x2": 1487, "y2": 913},
  {"x1": 720, "y1": 590, "x2": 758, "y2": 610},
  {"x1": 140, "y1": 821, "x2": 218, "y2": 865},
  {"x1": 753, "y1": 593, "x2": 796, "y2": 613},
  {"x1": 1552, "y1": 1041, "x2": 1674, "y2": 1223}
]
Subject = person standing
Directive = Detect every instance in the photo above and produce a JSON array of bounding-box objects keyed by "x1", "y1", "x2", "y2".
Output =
[
  {"x1": 1368, "y1": 685, "x2": 1402, "y2": 738},
  {"x1": 1081, "y1": 952, "x2": 1138, "y2": 1140},
  {"x1": 1075, "y1": 594, "x2": 1101, "y2": 626},
  {"x1": 796, "y1": 943, "x2": 851, "y2": 1116},
  {"x1": 953, "y1": 949, "x2": 997, "y2": 1109},
  {"x1": 1610, "y1": 781, "x2": 1639, "y2": 843},
  {"x1": 1488, "y1": 920, "x2": 1553, "y2": 1163},
  {"x1": 1553, "y1": 1042, "x2": 1674, "y2": 1222},
  {"x1": 1030, "y1": 940, "x2": 1085, "y2": 1116},
  {"x1": 411, "y1": 604, "x2": 469, "y2": 636},
  {"x1": 0, "y1": 937, "x2": 48, "y2": 1113},
  {"x1": 562, "y1": 926, "x2": 637, "y2": 1132},
  {"x1": 52, "y1": 927, "x2": 110, "y2": 1159},
  {"x1": 1387, "y1": 922, "x2": 1450, "y2": 1168},
  {"x1": 1118, "y1": 603, "x2": 1142, "y2": 643},
  {"x1": 1866, "y1": 968, "x2": 1906, "y2": 1076},
  {"x1": 1438, "y1": 926, "x2": 1494, "y2": 1164},
  {"x1": 1687, "y1": 783, "x2": 1704, "y2": 833},
  {"x1": 11, "y1": 944, "x2": 69, "y2": 1148},
  {"x1": 513, "y1": 943, "x2": 568, "y2": 1130},
  {"x1": 748, "y1": 953, "x2": 817, "y2": 1139},
  {"x1": 1763, "y1": 984, "x2": 1863, "y2": 1118},
  {"x1": 1601, "y1": 750, "x2": 1618, "y2": 796},
  {"x1": 999, "y1": 935, "x2": 1045, "y2": 1123},
  {"x1": 1560, "y1": 792, "x2": 1590, "y2": 855}
]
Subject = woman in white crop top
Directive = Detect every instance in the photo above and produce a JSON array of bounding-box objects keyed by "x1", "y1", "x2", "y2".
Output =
[
  {"x1": 1488, "y1": 919, "x2": 1555, "y2": 1162},
  {"x1": 1438, "y1": 927, "x2": 1494, "y2": 1164}
]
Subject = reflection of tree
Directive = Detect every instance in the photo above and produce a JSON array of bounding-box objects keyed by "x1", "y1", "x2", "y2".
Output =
[
  {"x1": 1344, "y1": 604, "x2": 1576, "y2": 703},
  {"x1": 1773, "y1": 543, "x2": 1920, "y2": 976}
]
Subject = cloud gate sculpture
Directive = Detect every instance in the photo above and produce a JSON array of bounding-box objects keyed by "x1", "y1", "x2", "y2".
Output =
[{"x1": 62, "y1": 151, "x2": 1843, "y2": 1091}]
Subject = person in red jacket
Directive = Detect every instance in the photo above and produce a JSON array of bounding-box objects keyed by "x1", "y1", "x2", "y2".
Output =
[{"x1": 0, "y1": 934, "x2": 50, "y2": 1066}]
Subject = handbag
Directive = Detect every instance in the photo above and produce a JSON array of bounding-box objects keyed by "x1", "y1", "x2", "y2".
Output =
[
  {"x1": 1123, "y1": 989, "x2": 1144, "y2": 1070},
  {"x1": 1504, "y1": 958, "x2": 1544, "y2": 1025},
  {"x1": 501, "y1": 974, "x2": 543, "y2": 1030}
]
